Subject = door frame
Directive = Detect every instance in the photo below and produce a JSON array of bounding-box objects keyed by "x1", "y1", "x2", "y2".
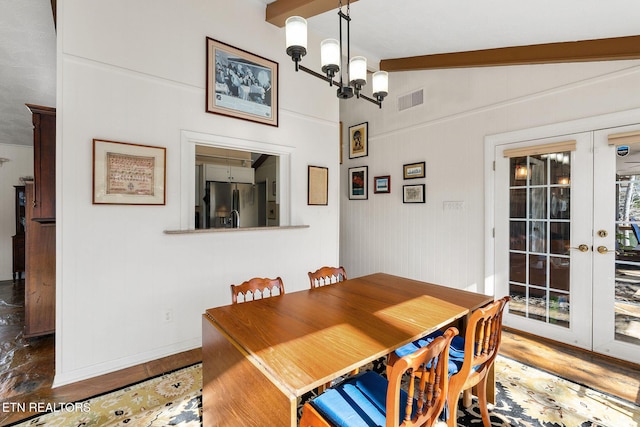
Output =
[
  {"x1": 485, "y1": 110, "x2": 640, "y2": 358},
  {"x1": 485, "y1": 107, "x2": 640, "y2": 297}
]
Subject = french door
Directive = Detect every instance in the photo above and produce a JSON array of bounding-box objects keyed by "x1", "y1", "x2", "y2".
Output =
[{"x1": 494, "y1": 126, "x2": 640, "y2": 364}]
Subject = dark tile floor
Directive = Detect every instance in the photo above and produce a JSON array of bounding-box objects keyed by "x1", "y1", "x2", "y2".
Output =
[{"x1": 0, "y1": 279, "x2": 54, "y2": 402}]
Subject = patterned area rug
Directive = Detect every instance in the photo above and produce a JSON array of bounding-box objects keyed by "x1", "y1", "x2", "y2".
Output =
[{"x1": 9, "y1": 357, "x2": 640, "y2": 426}]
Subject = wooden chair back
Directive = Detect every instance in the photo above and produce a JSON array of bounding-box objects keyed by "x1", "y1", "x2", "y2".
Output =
[
  {"x1": 299, "y1": 327, "x2": 457, "y2": 427},
  {"x1": 458, "y1": 296, "x2": 510, "y2": 380},
  {"x1": 230, "y1": 277, "x2": 285, "y2": 304},
  {"x1": 308, "y1": 266, "x2": 347, "y2": 289},
  {"x1": 444, "y1": 296, "x2": 510, "y2": 427},
  {"x1": 388, "y1": 327, "x2": 458, "y2": 427}
]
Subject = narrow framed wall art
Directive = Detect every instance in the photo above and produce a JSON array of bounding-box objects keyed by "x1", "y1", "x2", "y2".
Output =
[{"x1": 349, "y1": 166, "x2": 368, "y2": 200}]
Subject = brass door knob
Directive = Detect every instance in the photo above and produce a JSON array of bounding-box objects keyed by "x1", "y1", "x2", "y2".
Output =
[
  {"x1": 597, "y1": 230, "x2": 608, "y2": 238},
  {"x1": 572, "y1": 244, "x2": 589, "y2": 252},
  {"x1": 597, "y1": 246, "x2": 609, "y2": 254}
]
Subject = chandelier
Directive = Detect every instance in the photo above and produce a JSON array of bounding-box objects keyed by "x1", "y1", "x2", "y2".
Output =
[{"x1": 284, "y1": 0, "x2": 388, "y2": 108}]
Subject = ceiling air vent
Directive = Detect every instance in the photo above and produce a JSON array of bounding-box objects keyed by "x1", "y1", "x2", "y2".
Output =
[{"x1": 397, "y1": 89, "x2": 424, "y2": 112}]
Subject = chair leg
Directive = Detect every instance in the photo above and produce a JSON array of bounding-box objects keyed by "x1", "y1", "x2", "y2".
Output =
[
  {"x1": 446, "y1": 390, "x2": 461, "y2": 427},
  {"x1": 476, "y1": 375, "x2": 492, "y2": 427}
]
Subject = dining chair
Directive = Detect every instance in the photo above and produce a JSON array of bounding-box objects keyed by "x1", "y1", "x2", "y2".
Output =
[
  {"x1": 229, "y1": 276, "x2": 285, "y2": 304},
  {"x1": 308, "y1": 266, "x2": 347, "y2": 289},
  {"x1": 387, "y1": 296, "x2": 510, "y2": 427},
  {"x1": 299, "y1": 327, "x2": 458, "y2": 427}
]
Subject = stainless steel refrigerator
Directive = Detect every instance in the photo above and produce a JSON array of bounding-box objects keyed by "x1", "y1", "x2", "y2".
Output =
[{"x1": 203, "y1": 181, "x2": 258, "y2": 228}]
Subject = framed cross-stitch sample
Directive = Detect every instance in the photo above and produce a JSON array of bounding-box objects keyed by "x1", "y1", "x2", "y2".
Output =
[{"x1": 93, "y1": 139, "x2": 166, "y2": 205}]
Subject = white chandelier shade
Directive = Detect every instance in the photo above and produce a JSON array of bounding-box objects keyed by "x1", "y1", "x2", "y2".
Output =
[
  {"x1": 285, "y1": 16, "x2": 308, "y2": 54},
  {"x1": 284, "y1": 1, "x2": 389, "y2": 108}
]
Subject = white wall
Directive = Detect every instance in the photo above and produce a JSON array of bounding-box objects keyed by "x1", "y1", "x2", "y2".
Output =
[
  {"x1": 340, "y1": 60, "x2": 640, "y2": 293},
  {"x1": 0, "y1": 144, "x2": 33, "y2": 280},
  {"x1": 56, "y1": 0, "x2": 340, "y2": 385}
]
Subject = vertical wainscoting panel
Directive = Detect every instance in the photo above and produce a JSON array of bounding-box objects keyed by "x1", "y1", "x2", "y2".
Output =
[{"x1": 340, "y1": 61, "x2": 640, "y2": 293}]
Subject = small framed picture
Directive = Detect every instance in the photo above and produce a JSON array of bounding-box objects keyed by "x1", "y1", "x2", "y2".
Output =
[
  {"x1": 349, "y1": 122, "x2": 368, "y2": 159},
  {"x1": 93, "y1": 139, "x2": 166, "y2": 205},
  {"x1": 374, "y1": 175, "x2": 391, "y2": 194},
  {"x1": 403, "y1": 184, "x2": 425, "y2": 203},
  {"x1": 308, "y1": 165, "x2": 328, "y2": 205},
  {"x1": 403, "y1": 161, "x2": 425, "y2": 179},
  {"x1": 348, "y1": 166, "x2": 368, "y2": 200}
]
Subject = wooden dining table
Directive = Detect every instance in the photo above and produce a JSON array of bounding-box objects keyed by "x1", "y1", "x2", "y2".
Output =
[{"x1": 201, "y1": 272, "x2": 494, "y2": 426}]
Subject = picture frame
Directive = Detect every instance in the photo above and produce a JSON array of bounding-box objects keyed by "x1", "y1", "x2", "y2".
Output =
[
  {"x1": 403, "y1": 184, "x2": 426, "y2": 204},
  {"x1": 348, "y1": 166, "x2": 368, "y2": 200},
  {"x1": 374, "y1": 175, "x2": 391, "y2": 194},
  {"x1": 206, "y1": 37, "x2": 278, "y2": 127},
  {"x1": 403, "y1": 161, "x2": 425, "y2": 179},
  {"x1": 349, "y1": 122, "x2": 368, "y2": 159},
  {"x1": 93, "y1": 139, "x2": 166, "y2": 205},
  {"x1": 308, "y1": 165, "x2": 329, "y2": 205}
]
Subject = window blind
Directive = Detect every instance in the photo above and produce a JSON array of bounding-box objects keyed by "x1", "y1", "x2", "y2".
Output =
[
  {"x1": 608, "y1": 131, "x2": 640, "y2": 146},
  {"x1": 502, "y1": 140, "x2": 576, "y2": 158}
]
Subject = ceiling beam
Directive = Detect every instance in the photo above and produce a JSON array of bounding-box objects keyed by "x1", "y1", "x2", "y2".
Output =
[
  {"x1": 266, "y1": 0, "x2": 359, "y2": 27},
  {"x1": 380, "y1": 35, "x2": 640, "y2": 72}
]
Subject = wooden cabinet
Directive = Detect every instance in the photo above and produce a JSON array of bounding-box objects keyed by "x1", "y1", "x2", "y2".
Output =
[
  {"x1": 24, "y1": 182, "x2": 55, "y2": 338},
  {"x1": 12, "y1": 185, "x2": 26, "y2": 281},
  {"x1": 205, "y1": 164, "x2": 255, "y2": 183},
  {"x1": 26, "y1": 104, "x2": 56, "y2": 223}
]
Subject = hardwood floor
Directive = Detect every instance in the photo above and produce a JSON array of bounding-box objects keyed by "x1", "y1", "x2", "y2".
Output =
[
  {"x1": 0, "y1": 278, "x2": 638, "y2": 426},
  {"x1": 501, "y1": 327, "x2": 640, "y2": 406},
  {"x1": 0, "y1": 279, "x2": 200, "y2": 426}
]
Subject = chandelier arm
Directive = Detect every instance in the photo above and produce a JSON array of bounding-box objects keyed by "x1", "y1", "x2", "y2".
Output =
[
  {"x1": 298, "y1": 64, "x2": 340, "y2": 86},
  {"x1": 359, "y1": 93, "x2": 383, "y2": 109}
]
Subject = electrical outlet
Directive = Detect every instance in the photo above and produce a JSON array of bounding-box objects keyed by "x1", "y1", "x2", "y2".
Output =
[{"x1": 163, "y1": 308, "x2": 173, "y2": 323}]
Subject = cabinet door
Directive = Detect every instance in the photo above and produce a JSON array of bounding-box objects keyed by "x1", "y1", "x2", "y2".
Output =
[
  {"x1": 27, "y1": 104, "x2": 56, "y2": 223},
  {"x1": 24, "y1": 182, "x2": 56, "y2": 338},
  {"x1": 205, "y1": 164, "x2": 230, "y2": 182},
  {"x1": 14, "y1": 185, "x2": 26, "y2": 234},
  {"x1": 229, "y1": 166, "x2": 255, "y2": 184}
]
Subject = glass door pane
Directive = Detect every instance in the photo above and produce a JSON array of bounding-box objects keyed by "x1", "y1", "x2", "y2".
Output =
[
  {"x1": 614, "y1": 172, "x2": 640, "y2": 346},
  {"x1": 593, "y1": 126, "x2": 640, "y2": 364},
  {"x1": 508, "y1": 153, "x2": 571, "y2": 327}
]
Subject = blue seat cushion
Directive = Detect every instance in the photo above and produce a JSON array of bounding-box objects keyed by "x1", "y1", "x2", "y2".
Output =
[
  {"x1": 394, "y1": 330, "x2": 466, "y2": 375},
  {"x1": 309, "y1": 371, "x2": 415, "y2": 427}
]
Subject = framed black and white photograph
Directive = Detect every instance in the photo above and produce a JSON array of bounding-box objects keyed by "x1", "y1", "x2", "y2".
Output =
[
  {"x1": 349, "y1": 122, "x2": 368, "y2": 159},
  {"x1": 374, "y1": 175, "x2": 391, "y2": 194},
  {"x1": 206, "y1": 37, "x2": 278, "y2": 127},
  {"x1": 349, "y1": 166, "x2": 368, "y2": 200},
  {"x1": 403, "y1": 184, "x2": 425, "y2": 203},
  {"x1": 403, "y1": 161, "x2": 425, "y2": 179}
]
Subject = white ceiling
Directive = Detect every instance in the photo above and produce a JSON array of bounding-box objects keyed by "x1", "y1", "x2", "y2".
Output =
[
  {"x1": 3, "y1": 1, "x2": 640, "y2": 147},
  {"x1": 0, "y1": 0, "x2": 56, "y2": 147},
  {"x1": 278, "y1": 0, "x2": 640, "y2": 69}
]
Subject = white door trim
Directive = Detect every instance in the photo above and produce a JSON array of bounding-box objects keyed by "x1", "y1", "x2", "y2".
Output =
[{"x1": 485, "y1": 107, "x2": 640, "y2": 298}]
